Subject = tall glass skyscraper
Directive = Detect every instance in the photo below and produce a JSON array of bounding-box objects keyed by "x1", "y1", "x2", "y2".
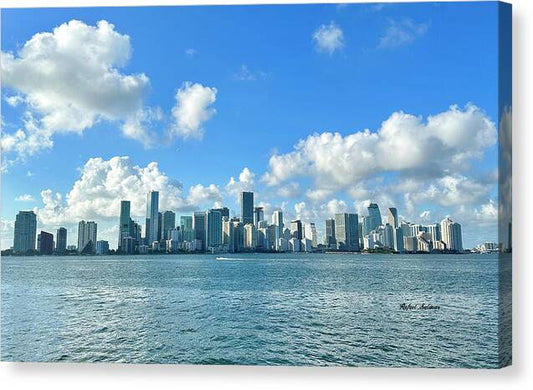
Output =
[
  {"x1": 118, "y1": 200, "x2": 132, "y2": 251},
  {"x1": 388, "y1": 207, "x2": 398, "y2": 228},
  {"x1": 78, "y1": 220, "x2": 97, "y2": 254},
  {"x1": 205, "y1": 209, "x2": 222, "y2": 250},
  {"x1": 56, "y1": 227, "x2": 67, "y2": 253},
  {"x1": 334, "y1": 213, "x2": 359, "y2": 251},
  {"x1": 240, "y1": 191, "x2": 254, "y2": 225},
  {"x1": 13, "y1": 211, "x2": 37, "y2": 253},
  {"x1": 367, "y1": 203, "x2": 382, "y2": 232},
  {"x1": 145, "y1": 191, "x2": 159, "y2": 245}
]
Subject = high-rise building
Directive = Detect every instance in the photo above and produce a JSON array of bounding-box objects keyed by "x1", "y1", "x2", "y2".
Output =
[
  {"x1": 205, "y1": 209, "x2": 223, "y2": 250},
  {"x1": 37, "y1": 231, "x2": 54, "y2": 255},
  {"x1": 193, "y1": 212, "x2": 206, "y2": 250},
  {"x1": 212, "y1": 207, "x2": 230, "y2": 219},
  {"x1": 244, "y1": 223, "x2": 258, "y2": 249},
  {"x1": 334, "y1": 213, "x2": 359, "y2": 251},
  {"x1": 393, "y1": 227, "x2": 404, "y2": 252},
  {"x1": 96, "y1": 240, "x2": 109, "y2": 255},
  {"x1": 388, "y1": 207, "x2": 398, "y2": 229},
  {"x1": 118, "y1": 200, "x2": 132, "y2": 252},
  {"x1": 240, "y1": 191, "x2": 254, "y2": 225},
  {"x1": 367, "y1": 203, "x2": 382, "y2": 232},
  {"x1": 427, "y1": 223, "x2": 441, "y2": 242},
  {"x1": 253, "y1": 206, "x2": 264, "y2": 226},
  {"x1": 231, "y1": 219, "x2": 245, "y2": 252},
  {"x1": 157, "y1": 212, "x2": 162, "y2": 242},
  {"x1": 78, "y1": 220, "x2": 97, "y2": 254},
  {"x1": 441, "y1": 218, "x2": 463, "y2": 252},
  {"x1": 383, "y1": 223, "x2": 394, "y2": 249},
  {"x1": 180, "y1": 215, "x2": 195, "y2": 242},
  {"x1": 272, "y1": 210, "x2": 284, "y2": 250},
  {"x1": 145, "y1": 191, "x2": 159, "y2": 246},
  {"x1": 13, "y1": 211, "x2": 37, "y2": 253},
  {"x1": 325, "y1": 218, "x2": 336, "y2": 249},
  {"x1": 304, "y1": 222, "x2": 318, "y2": 247},
  {"x1": 162, "y1": 211, "x2": 176, "y2": 241},
  {"x1": 291, "y1": 220, "x2": 303, "y2": 240},
  {"x1": 56, "y1": 227, "x2": 67, "y2": 254}
]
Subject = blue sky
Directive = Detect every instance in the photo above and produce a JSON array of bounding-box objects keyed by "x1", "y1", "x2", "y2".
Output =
[{"x1": 1, "y1": 2, "x2": 507, "y2": 249}]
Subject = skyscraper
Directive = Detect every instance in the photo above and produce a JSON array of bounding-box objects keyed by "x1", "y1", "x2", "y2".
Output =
[
  {"x1": 325, "y1": 218, "x2": 336, "y2": 249},
  {"x1": 145, "y1": 191, "x2": 159, "y2": 245},
  {"x1": 367, "y1": 203, "x2": 382, "y2": 232},
  {"x1": 56, "y1": 227, "x2": 67, "y2": 254},
  {"x1": 272, "y1": 210, "x2": 283, "y2": 251},
  {"x1": 253, "y1": 206, "x2": 264, "y2": 226},
  {"x1": 212, "y1": 207, "x2": 230, "y2": 219},
  {"x1": 205, "y1": 209, "x2": 223, "y2": 250},
  {"x1": 193, "y1": 211, "x2": 206, "y2": 250},
  {"x1": 37, "y1": 231, "x2": 54, "y2": 255},
  {"x1": 13, "y1": 211, "x2": 37, "y2": 253},
  {"x1": 162, "y1": 210, "x2": 176, "y2": 241},
  {"x1": 180, "y1": 215, "x2": 195, "y2": 242},
  {"x1": 334, "y1": 213, "x2": 359, "y2": 251},
  {"x1": 441, "y1": 217, "x2": 463, "y2": 252},
  {"x1": 388, "y1": 207, "x2": 398, "y2": 229},
  {"x1": 240, "y1": 191, "x2": 254, "y2": 225},
  {"x1": 290, "y1": 220, "x2": 303, "y2": 240},
  {"x1": 118, "y1": 200, "x2": 132, "y2": 251},
  {"x1": 78, "y1": 220, "x2": 97, "y2": 254}
]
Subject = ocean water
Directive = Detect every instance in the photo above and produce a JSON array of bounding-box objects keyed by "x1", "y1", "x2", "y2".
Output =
[{"x1": 1, "y1": 253, "x2": 511, "y2": 367}]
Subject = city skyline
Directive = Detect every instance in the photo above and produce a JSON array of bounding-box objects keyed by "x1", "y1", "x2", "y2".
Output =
[{"x1": 1, "y1": 3, "x2": 507, "y2": 250}]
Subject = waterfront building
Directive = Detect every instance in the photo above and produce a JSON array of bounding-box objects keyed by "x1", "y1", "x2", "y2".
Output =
[
  {"x1": 417, "y1": 234, "x2": 432, "y2": 253},
  {"x1": 193, "y1": 212, "x2": 206, "y2": 251},
  {"x1": 383, "y1": 223, "x2": 394, "y2": 249},
  {"x1": 304, "y1": 223, "x2": 318, "y2": 248},
  {"x1": 334, "y1": 213, "x2": 359, "y2": 251},
  {"x1": 367, "y1": 203, "x2": 382, "y2": 232},
  {"x1": 325, "y1": 218, "x2": 336, "y2": 249},
  {"x1": 278, "y1": 237, "x2": 288, "y2": 252},
  {"x1": 13, "y1": 210, "x2": 37, "y2": 253},
  {"x1": 205, "y1": 209, "x2": 223, "y2": 250},
  {"x1": 37, "y1": 231, "x2": 54, "y2": 255},
  {"x1": 212, "y1": 207, "x2": 230, "y2": 220},
  {"x1": 240, "y1": 191, "x2": 254, "y2": 225},
  {"x1": 272, "y1": 210, "x2": 284, "y2": 250},
  {"x1": 291, "y1": 220, "x2": 303, "y2": 240},
  {"x1": 118, "y1": 200, "x2": 132, "y2": 252},
  {"x1": 288, "y1": 237, "x2": 301, "y2": 252},
  {"x1": 403, "y1": 236, "x2": 418, "y2": 252},
  {"x1": 145, "y1": 191, "x2": 159, "y2": 246},
  {"x1": 121, "y1": 236, "x2": 136, "y2": 254},
  {"x1": 441, "y1": 218, "x2": 463, "y2": 252},
  {"x1": 301, "y1": 238, "x2": 313, "y2": 253},
  {"x1": 388, "y1": 207, "x2": 399, "y2": 228},
  {"x1": 56, "y1": 227, "x2": 67, "y2": 254},
  {"x1": 96, "y1": 240, "x2": 109, "y2": 255},
  {"x1": 231, "y1": 220, "x2": 245, "y2": 252},
  {"x1": 253, "y1": 206, "x2": 264, "y2": 226},
  {"x1": 393, "y1": 227, "x2": 404, "y2": 252},
  {"x1": 180, "y1": 216, "x2": 195, "y2": 242},
  {"x1": 78, "y1": 220, "x2": 97, "y2": 254},
  {"x1": 244, "y1": 223, "x2": 258, "y2": 249},
  {"x1": 162, "y1": 211, "x2": 176, "y2": 241},
  {"x1": 427, "y1": 223, "x2": 441, "y2": 242}
]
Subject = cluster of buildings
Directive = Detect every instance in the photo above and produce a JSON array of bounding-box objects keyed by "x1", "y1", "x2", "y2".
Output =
[{"x1": 8, "y1": 190, "x2": 472, "y2": 256}]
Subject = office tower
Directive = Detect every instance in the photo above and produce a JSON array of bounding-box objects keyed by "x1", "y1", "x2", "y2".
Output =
[
  {"x1": 291, "y1": 220, "x2": 303, "y2": 240},
  {"x1": 162, "y1": 211, "x2": 176, "y2": 241},
  {"x1": 253, "y1": 206, "x2": 264, "y2": 226},
  {"x1": 180, "y1": 215, "x2": 195, "y2": 242},
  {"x1": 118, "y1": 200, "x2": 132, "y2": 251},
  {"x1": 78, "y1": 220, "x2": 97, "y2": 254},
  {"x1": 367, "y1": 203, "x2": 382, "y2": 232},
  {"x1": 240, "y1": 191, "x2": 254, "y2": 225},
  {"x1": 205, "y1": 209, "x2": 223, "y2": 250},
  {"x1": 13, "y1": 211, "x2": 37, "y2": 253},
  {"x1": 334, "y1": 213, "x2": 360, "y2": 251},
  {"x1": 157, "y1": 212, "x2": 162, "y2": 242},
  {"x1": 383, "y1": 223, "x2": 394, "y2": 249},
  {"x1": 56, "y1": 227, "x2": 67, "y2": 254},
  {"x1": 96, "y1": 240, "x2": 109, "y2": 255},
  {"x1": 325, "y1": 218, "x2": 336, "y2": 249},
  {"x1": 427, "y1": 223, "x2": 441, "y2": 242},
  {"x1": 223, "y1": 218, "x2": 233, "y2": 247},
  {"x1": 393, "y1": 227, "x2": 404, "y2": 252},
  {"x1": 403, "y1": 236, "x2": 418, "y2": 252},
  {"x1": 193, "y1": 212, "x2": 206, "y2": 250},
  {"x1": 37, "y1": 231, "x2": 54, "y2": 255},
  {"x1": 304, "y1": 222, "x2": 318, "y2": 247},
  {"x1": 145, "y1": 190, "x2": 159, "y2": 246},
  {"x1": 388, "y1": 207, "x2": 398, "y2": 229},
  {"x1": 441, "y1": 218, "x2": 463, "y2": 252},
  {"x1": 244, "y1": 223, "x2": 258, "y2": 249},
  {"x1": 231, "y1": 220, "x2": 245, "y2": 252},
  {"x1": 212, "y1": 207, "x2": 230, "y2": 219}
]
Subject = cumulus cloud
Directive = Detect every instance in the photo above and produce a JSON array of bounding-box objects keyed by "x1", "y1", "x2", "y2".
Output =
[
  {"x1": 36, "y1": 156, "x2": 196, "y2": 225},
  {"x1": 378, "y1": 19, "x2": 429, "y2": 49},
  {"x1": 263, "y1": 104, "x2": 496, "y2": 193},
  {"x1": 226, "y1": 167, "x2": 255, "y2": 197},
  {"x1": 187, "y1": 184, "x2": 223, "y2": 207},
  {"x1": 1, "y1": 19, "x2": 156, "y2": 159},
  {"x1": 170, "y1": 82, "x2": 217, "y2": 140},
  {"x1": 313, "y1": 22, "x2": 344, "y2": 54},
  {"x1": 15, "y1": 194, "x2": 36, "y2": 202}
]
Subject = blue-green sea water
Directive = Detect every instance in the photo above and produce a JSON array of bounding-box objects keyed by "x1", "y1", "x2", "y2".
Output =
[{"x1": 1, "y1": 253, "x2": 511, "y2": 367}]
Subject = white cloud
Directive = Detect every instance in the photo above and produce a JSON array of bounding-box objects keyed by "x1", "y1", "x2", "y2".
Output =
[
  {"x1": 37, "y1": 156, "x2": 192, "y2": 225},
  {"x1": 313, "y1": 22, "x2": 344, "y2": 55},
  {"x1": 4, "y1": 94, "x2": 24, "y2": 107},
  {"x1": 1, "y1": 19, "x2": 156, "y2": 157},
  {"x1": 187, "y1": 184, "x2": 223, "y2": 208},
  {"x1": 232, "y1": 65, "x2": 269, "y2": 81},
  {"x1": 170, "y1": 82, "x2": 217, "y2": 140},
  {"x1": 378, "y1": 19, "x2": 429, "y2": 49},
  {"x1": 15, "y1": 194, "x2": 36, "y2": 202},
  {"x1": 226, "y1": 167, "x2": 255, "y2": 197},
  {"x1": 473, "y1": 200, "x2": 498, "y2": 226},
  {"x1": 277, "y1": 182, "x2": 301, "y2": 199},
  {"x1": 263, "y1": 104, "x2": 496, "y2": 195},
  {"x1": 185, "y1": 48, "x2": 197, "y2": 57}
]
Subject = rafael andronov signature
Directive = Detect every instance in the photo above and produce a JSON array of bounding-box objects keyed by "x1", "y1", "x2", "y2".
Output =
[{"x1": 400, "y1": 303, "x2": 441, "y2": 311}]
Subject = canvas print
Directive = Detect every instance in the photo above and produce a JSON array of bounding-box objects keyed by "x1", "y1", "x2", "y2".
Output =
[{"x1": 0, "y1": 2, "x2": 512, "y2": 368}]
